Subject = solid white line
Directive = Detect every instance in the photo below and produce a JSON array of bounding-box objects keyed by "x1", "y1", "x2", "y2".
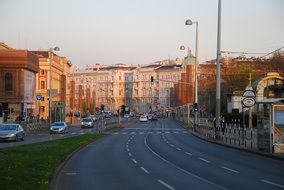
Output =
[
  {"x1": 199, "y1": 157, "x2": 210, "y2": 163},
  {"x1": 260, "y1": 179, "x2": 284, "y2": 188},
  {"x1": 132, "y1": 158, "x2": 138, "y2": 164},
  {"x1": 144, "y1": 135, "x2": 228, "y2": 190},
  {"x1": 176, "y1": 147, "x2": 182, "y2": 151},
  {"x1": 128, "y1": 153, "x2": 132, "y2": 157},
  {"x1": 157, "y1": 179, "x2": 175, "y2": 190},
  {"x1": 140, "y1": 167, "x2": 149, "y2": 174},
  {"x1": 221, "y1": 166, "x2": 239, "y2": 174},
  {"x1": 185, "y1": 152, "x2": 192, "y2": 156}
]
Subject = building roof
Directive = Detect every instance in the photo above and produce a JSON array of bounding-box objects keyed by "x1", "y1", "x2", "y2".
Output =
[
  {"x1": 0, "y1": 42, "x2": 14, "y2": 50},
  {"x1": 155, "y1": 64, "x2": 182, "y2": 71}
]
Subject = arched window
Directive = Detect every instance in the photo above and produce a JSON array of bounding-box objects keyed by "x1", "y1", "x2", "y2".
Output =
[{"x1": 5, "y1": 73, "x2": 13, "y2": 91}]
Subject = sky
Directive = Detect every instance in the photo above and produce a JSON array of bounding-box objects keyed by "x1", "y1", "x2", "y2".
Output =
[{"x1": 0, "y1": 0, "x2": 283, "y2": 68}]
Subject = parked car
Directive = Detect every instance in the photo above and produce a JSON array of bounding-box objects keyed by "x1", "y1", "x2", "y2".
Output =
[
  {"x1": 124, "y1": 114, "x2": 130, "y2": 118},
  {"x1": 50, "y1": 122, "x2": 68, "y2": 134},
  {"x1": 81, "y1": 117, "x2": 94, "y2": 128},
  {"x1": 139, "y1": 115, "x2": 148, "y2": 122},
  {"x1": 0, "y1": 124, "x2": 25, "y2": 141}
]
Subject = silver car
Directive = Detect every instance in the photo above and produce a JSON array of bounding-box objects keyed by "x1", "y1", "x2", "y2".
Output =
[
  {"x1": 0, "y1": 124, "x2": 25, "y2": 141},
  {"x1": 50, "y1": 122, "x2": 68, "y2": 134},
  {"x1": 81, "y1": 117, "x2": 94, "y2": 128}
]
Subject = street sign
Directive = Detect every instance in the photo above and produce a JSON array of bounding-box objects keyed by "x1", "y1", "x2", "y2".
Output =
[
  {"x1": 242, "y1": 90, "x2": 255, "y2": 97},
  {"x1": 242, "y1": 97, "x2": 256, "y2": 107},
  {"x1": 36, "y1": 94, "x2": 42, "y2": 100}
]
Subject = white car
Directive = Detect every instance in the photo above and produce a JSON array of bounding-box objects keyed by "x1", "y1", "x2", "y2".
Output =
[
  {"x1": 50, "y1": 122, "x2": 68, "y2": 134},
  {"x1": 139, "y1": 115, "x2": 148, "y2": 122}
]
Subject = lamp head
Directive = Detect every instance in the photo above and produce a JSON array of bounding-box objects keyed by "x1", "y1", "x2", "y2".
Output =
[
  {"x1": 185, "y1": 19, "x2": 193, "y2": 25},
  {"x1": 180, "y1": 45, "x2": 185, "y2": 50},
  {"x1": 53, "y1": 46, "x2": 60, "y2": 51}
]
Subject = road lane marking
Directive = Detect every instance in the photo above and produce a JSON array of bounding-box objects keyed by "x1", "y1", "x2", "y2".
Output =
[
  {"x1": 65, "y1": 172, "x2": 77, "y2": 176},
  {"x1": 199, "y1": 157, "x2": 210, "y2": 163},
  {"x1": 165, "y1": 131, "x2": 170, "y2": 134},
  {"x1": 170, "y1": 144, "x2": 174, "y2": 147},
  {"x1": 126, "y1": 148, "x2": 130, "y2": 152},
  {"x1": 185, "y1": 152, "x2": 192, "y2": 156},
  {"x1": 122, "y1": 132, "x2": 127, "y2": 134},
  {"x1": 144, "y1": 135, "x2": 228, "y2": 190},
  {"x1": 157, "y1": 179, "x2": 175, "y2": 190},
  {"x1": 260, "y1": 179, "x2": 284, "y2": 188},
  {"x1": 174, "y1": 131, "x2": 179, "y2": 134},
  {"x1": 176, "y1": 147, "x2": 181, "y2": 151},
  {"x1": 221, "y1": 166, "x2": 239, "y2": 174},
  {"x1": 128, "y1": 153, "x2": 132, "y2": 157},
  {"x1": 132, "y1": 158, "x2": 138, "y2": 164},
  {"x1": 140, "y1": 167, "x2": 149, "y2": 174}
]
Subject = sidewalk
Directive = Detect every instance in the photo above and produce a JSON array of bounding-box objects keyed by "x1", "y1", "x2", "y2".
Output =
[{"x1": 188, "y1": 127, "x2": 284, "y2": 160}]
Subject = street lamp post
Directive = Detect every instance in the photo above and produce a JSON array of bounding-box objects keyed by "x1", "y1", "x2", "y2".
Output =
[
  {"x1": 185, "y1": 19, "x2": 198, "y2": 131},
  {"x1": 48, "y1": 46, "x2": 60, "y2": 128},
  {"x1": 216, "y1": 0, "x2": 222, "y2": 138}
]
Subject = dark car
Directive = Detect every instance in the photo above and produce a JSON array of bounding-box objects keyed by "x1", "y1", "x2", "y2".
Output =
[{"x1": 0, "y1": 124, "x2": 25, "y2": 141}]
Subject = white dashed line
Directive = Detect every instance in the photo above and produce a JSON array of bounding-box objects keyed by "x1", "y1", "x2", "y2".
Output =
[
  {"x1": 140, "y1": 167, "x2": 150, "y2": 174},
  {"x1": 260, "y1": 179, "x2": 284, "y2": 188},
  {"x1": 176, "y1": 147, "x2": 181, "y2": 151},
  {"x1": 165, "y1": 131, "x2": 170, "y2": 134},
  {"x1": 174, "y1": 131, "x2": 179, "y2": 134},
  {"x1": 198, "y1": 157, "x2": 210, "y2": 163},
  {"x1": 157, "y1": 179, "x2": 175, "y2": 190},
  {"x1": 122, "y1": 132, "x2": 127, "y2": 134},
  {"x1": 128, "y1": 153, "x2": 132, "y2": 157},
  {"x1": 170, "y1": 144, "x2": 174, "y2": 147},
  {"x1": 126, "y1": 148, "x2": 130, "y2": 152},
  {"x1": 132, "y1": 158, "x2": 138, "y2": 164},
  {"x1": 221, "y1": 166, "x2": 239, "y2": 174},
  {"x1": 185, "y1": 152, "x2": 192, "y2": 156},
  {"x1": 113, "y1": 132, "x2": 119, "y2": 135},
  {"x1": 65, "y1": 172, "x2": 77, "y2": 176}
]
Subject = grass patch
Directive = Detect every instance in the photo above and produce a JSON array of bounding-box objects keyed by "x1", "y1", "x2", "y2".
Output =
[{"x1": 0, "y1": 133, "x2": 104, "y2": 190}]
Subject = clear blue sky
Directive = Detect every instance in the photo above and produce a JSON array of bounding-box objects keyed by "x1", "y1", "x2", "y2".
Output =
[{"x1": 1, "y1": 0, "x2": 283, "y2": 67}]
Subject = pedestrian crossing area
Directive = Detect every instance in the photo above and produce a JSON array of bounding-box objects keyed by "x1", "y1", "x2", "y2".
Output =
[{"x1": 110, "y1": 130, "x2": 189, "y2": 135}]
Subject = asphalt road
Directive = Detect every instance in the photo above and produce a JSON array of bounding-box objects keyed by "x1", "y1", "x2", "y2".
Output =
[{"x1": 54, "y1": 119, "x2": 284, "y2": 190}]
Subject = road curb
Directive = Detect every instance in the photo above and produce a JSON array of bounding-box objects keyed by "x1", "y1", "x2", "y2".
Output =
[{"x1": 188, "y1": 129, "x2": 284, "y2": 161}]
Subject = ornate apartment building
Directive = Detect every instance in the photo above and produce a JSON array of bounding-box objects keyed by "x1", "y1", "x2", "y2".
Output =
[{"x1": 73, "y1": 61, "x2": 185, "y2": 114}]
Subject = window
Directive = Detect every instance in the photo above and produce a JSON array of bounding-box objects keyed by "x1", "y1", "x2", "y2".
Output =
[
  {"x1": 40, "y1": 81, "x2": 45, "y2": 89},
  {"x1": 41, "y1": 70, "x2": 45, "y2": 75},
  {"x1": 5, "y1": 73, "x2": 13, "y2": 91}
]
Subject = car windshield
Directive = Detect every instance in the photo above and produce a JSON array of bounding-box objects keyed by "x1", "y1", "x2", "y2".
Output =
[
  {"x1": 83, "y1": 118, "x2": 92, "y2": 122},
  {"x1": 0, "y1": 125, "x2": 17, "y2": 130},
  {"x1": 52, "y1": 122, "x2": 65, "y2": 126}
]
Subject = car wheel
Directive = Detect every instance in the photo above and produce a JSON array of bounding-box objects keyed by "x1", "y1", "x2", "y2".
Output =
[{"x1": 15, "y1": 135, "x2": 19, "y2": 142}]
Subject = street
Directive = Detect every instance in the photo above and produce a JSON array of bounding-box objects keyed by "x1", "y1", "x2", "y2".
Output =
[{"x1": 54, "y1": 119, "x2": 284, "y2": 190}]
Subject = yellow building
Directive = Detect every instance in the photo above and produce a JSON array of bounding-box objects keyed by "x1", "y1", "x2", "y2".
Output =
[{"x1": 32, "y1": 51, "x2": 72, "y2": 122}]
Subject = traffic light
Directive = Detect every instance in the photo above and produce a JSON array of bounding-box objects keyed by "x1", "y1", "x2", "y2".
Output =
[
  {"x1": 193, "y1": 103, "x2": 198, "y2": 112},
  {"x1": 150, "y1": 76, "x2": 154, "y2": 83}
]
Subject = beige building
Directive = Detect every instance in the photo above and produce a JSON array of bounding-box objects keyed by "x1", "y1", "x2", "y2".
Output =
[
  {"x1": 73, "y1": 60, "x2": 183, "y2": 114},
  {"x1": 32, "y1": 51, "x2": 72, "y2": 122}
]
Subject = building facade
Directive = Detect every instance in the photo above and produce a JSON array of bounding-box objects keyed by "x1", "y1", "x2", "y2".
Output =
[{"x1": 0, "y1": 43, "x2": 39, "y2": 123}]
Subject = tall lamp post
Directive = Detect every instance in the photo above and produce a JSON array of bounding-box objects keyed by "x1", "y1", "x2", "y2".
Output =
[
  {"x1": 49, "y1": 46, "x2": 60, "y2": 128},
  {"x1": 185, "y1": 19, "x2": 198, "y2": 130},
  {"x1": 216, "y1": 0, "x2": 222, "y2": 136}
]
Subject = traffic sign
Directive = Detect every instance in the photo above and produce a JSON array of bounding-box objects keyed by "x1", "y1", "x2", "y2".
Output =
[
  {"x1": 36, "y1": 94, "x2": 42, "y2": 100},
  {"x1": 242, "y1": 97, "x2": 255, "y2": 107},
  {"x1": 242, "y1": 90, "x2": 255, "y2": 98}
]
